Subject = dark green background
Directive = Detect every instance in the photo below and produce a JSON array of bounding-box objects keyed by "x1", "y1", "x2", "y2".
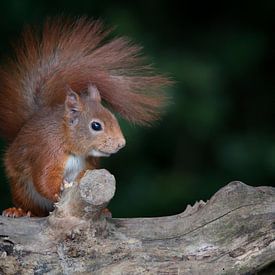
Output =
[{"x1": 0, "y1": 1, "x2": 274, "y2": 217}]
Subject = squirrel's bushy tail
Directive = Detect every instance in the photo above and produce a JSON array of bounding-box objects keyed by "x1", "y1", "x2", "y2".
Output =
[{"x1": 0, "y1": 17, "x2": 171, "y2": 141}]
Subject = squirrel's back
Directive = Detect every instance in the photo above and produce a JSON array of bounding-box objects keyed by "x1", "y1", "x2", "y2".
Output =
[{"x1": 0, "y1": 17, "x2": 170, "y2": 141}]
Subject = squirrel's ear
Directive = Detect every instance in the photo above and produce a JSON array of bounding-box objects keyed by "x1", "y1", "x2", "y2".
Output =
[
  {"x1": 88, "y1": 85, "x2": 101, "y2": 102},
  {"x1": 65, "y1": 88, "x2": 82, "y2": 112},
  {"x1": 65, "y1": 88, "x2": 82, "y2": 126}
]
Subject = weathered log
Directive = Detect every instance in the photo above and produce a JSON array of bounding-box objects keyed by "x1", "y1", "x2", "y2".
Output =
[{"x1": 0, "y1": 169, "x2": 274, "y2": 274}]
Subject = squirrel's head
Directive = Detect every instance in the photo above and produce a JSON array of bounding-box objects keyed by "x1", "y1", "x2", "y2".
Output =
[{"x1": 64, "y1": 85, "x2": 126, "y2": 157}]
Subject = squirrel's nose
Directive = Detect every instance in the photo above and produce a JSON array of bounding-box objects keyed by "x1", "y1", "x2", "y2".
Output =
[{"x1": 117, "y1": 138, "x2": 126, "y2": 150}]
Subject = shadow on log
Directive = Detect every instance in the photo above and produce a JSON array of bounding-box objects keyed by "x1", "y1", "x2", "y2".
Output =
[{"x1": 0, "y1": 169, "x2": 274, "y2": 274}]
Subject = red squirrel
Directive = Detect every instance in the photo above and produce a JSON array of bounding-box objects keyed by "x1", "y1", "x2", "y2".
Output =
[{"x1": 0, "y1": 17, "x2": 169, "y2": 217}]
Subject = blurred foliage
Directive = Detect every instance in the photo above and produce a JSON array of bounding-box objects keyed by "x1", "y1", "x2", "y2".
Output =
[{"x1": 0, "y1": 0, "x2": 274, "y2": 217}]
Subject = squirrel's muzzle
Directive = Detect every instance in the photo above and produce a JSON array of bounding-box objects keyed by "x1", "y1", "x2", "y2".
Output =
[{"x1": 117, "y1": 137, "x2": 126, "y2": 151}]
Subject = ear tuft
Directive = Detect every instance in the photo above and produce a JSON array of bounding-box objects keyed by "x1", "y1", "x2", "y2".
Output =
[{"x1": 88, "y1": 85, "x2": 101, "y2": 102}]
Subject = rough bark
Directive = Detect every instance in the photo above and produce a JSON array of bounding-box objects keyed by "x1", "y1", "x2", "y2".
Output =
[{"x1": 0, "y1": 169, "x2": 274, "y2": 274}]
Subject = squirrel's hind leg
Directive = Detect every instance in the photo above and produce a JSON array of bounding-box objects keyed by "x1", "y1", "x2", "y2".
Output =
[
  {"x1": 2, "y1": 179, "x2": 36, "y2": 217},
  {"x1": 5, "y1": 178, "x2": 51, "y2": 217}
]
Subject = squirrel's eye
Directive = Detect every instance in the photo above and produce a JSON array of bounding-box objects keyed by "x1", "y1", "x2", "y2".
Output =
[{"x1": 91, "y1": 121, "x2": 102, "y2": 131}]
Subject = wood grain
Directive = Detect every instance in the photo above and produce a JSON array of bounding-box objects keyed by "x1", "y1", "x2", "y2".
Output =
[{"x1": 0, "y1": 169, "x2": 274, "y2": 274}]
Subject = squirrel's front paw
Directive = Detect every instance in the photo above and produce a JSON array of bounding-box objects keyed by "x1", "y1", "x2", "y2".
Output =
[
  {"x1": 61, "y1": 179, "x2": 74, "y2": 191},
  {"x1": 55, "y1": 180, "x2": 74, "y2": 202},
  {"x1": 2, "y1": 207, "x2": 32, "y2": 218}
]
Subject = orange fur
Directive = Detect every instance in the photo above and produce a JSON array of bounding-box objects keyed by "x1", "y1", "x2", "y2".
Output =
[
  {"x1": 0, "y1": 17, "x2": 170, "y2": 217},
  {"x1": 3, "y1": 88, "x2": 126, "y2": 216}
]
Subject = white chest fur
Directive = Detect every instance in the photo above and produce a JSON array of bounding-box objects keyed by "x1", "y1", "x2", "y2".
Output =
[{"x1": 64, "y1": 154, "x2": 86, "y2": 182}]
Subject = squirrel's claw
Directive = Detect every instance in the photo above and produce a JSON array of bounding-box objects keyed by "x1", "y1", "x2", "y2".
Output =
[{"x1": 2, "y1": 207, "x2": 33, "y2": 218}]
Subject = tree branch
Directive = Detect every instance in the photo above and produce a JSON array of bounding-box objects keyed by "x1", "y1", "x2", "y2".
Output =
[{"x1": 0, "y1": 169, "x2": 274, "y2": 274}]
